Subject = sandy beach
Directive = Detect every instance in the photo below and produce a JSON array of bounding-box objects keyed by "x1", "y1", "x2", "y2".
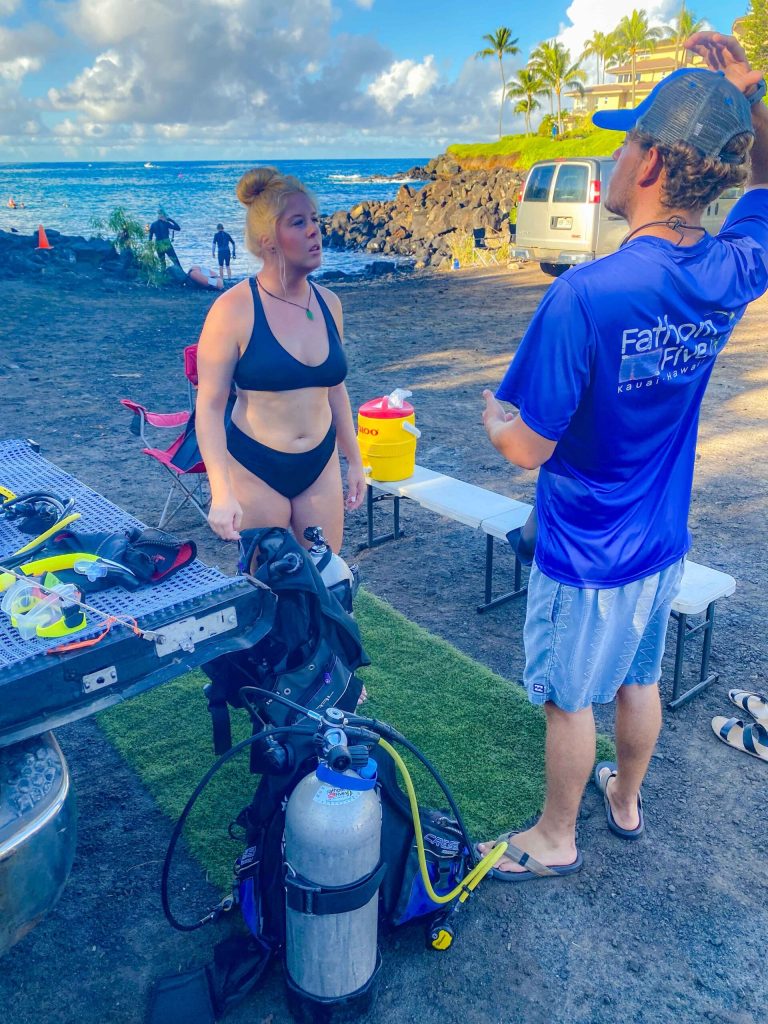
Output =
[{"x1": 1, "y1": 264, "x2": 766, "y2": 1024}]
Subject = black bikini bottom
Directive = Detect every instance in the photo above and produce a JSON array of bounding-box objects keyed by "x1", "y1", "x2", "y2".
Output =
[{"x1": 226, "y1": 422, "x2": 337, "y2": 500}]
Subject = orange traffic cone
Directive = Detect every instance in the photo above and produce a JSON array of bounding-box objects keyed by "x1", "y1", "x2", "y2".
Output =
[{"x1": 36, "y1": 224, "x2": 53, "y2": 250}]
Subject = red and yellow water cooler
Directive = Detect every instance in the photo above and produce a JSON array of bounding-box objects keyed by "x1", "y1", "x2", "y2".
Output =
[{"x1": 357, "y1": 396, "x2": 420, "y2": 481}]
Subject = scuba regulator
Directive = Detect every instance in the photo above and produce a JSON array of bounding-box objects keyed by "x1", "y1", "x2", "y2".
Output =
[{"x1": 161, "y1": 691, "x2": 509, "y2": 1022}]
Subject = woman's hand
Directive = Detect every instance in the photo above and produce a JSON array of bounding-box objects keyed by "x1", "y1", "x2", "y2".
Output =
[
  {"x1": 208, "y1": 492, "x2": 243, "y2": 540},
  {"x1": 345, "y1": 462, "x2": 366, "y2": 511}
]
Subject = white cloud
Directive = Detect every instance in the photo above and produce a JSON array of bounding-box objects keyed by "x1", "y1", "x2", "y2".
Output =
[
  {"x1": 1, "y1": 0, "x2": 529, "y2": 156},
  {"x1": 368, "y1": 55, "x2": 438, "y2": 113},
  {"x1": 0, "y1": 20, "x2": 57, "y2": 138},
  {"x1": 0, "y1": 56, "x2": 42, "y2": 81},
  {"x1": 556, "y1": 0, "x2": 684, "y2": 79},
  {"x1": 353, "y1": 0, "x2": 375, "y2": 7}
]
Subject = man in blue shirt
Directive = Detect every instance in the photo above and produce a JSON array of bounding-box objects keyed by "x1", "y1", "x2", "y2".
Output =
[{"x1": 477, "y1": 32, "x2": 768, "y2": 879}]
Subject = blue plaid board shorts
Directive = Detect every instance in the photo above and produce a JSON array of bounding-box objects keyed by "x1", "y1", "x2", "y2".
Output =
[{"x1": 522, "y1": 558, "x2": 685, "y2": 712}]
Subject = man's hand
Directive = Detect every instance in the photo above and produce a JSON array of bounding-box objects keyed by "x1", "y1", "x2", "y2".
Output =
[
  {"x1": 481, "y1": 389, "x2": 556, "y2": 470},
  {"x1": 685, "y1": 32, "x2": 764, "y2": 95},
  {"x1": 482, "y1": 389, "x2": 514, "y2": 445}
]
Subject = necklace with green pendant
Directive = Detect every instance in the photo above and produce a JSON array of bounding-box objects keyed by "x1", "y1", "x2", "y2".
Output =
[{"x1": 256, "y1": 277, "x2": 314, "y2": 320}]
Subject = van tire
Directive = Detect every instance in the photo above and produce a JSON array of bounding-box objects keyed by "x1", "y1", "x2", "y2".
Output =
[{"x1": 540, "y1": 262, "x2": 569, "y2": 278}]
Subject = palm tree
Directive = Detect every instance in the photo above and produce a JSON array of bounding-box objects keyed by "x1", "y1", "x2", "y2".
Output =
[
  {"x1": 605, "y1": 28, "x2": 629, "y2": 72},
  {"x1": 507, "y1": 68, "x2": 545, "y2": 136},
  {"x1": 580, "y1": 30, "x2": 613, "y2": 84},
  {"x1": 614, "y1": 10, "x2": 664, "y2": 105},
  {"x1": 665, "y1": 3, "x2": 705, "y2": 67},
  {"x1": 475, "y1": 27, "x2": 521, "y2": 139},
  {"x1": 513, "y1": 96, "x2": 543, "y2": 135},
  {"x1": 530, "y1": 40, "x2": 587, "y2": 136}
]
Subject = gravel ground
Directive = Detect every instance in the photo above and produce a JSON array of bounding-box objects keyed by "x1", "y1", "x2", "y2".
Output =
[{"x1": 0, "y1": 266, "x2": 765, "y2": 1024}]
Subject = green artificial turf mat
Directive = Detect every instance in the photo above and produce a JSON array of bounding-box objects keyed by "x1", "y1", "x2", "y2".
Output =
[{"x1": 99, "y1": 588, "x2": 613, "y2": 891}]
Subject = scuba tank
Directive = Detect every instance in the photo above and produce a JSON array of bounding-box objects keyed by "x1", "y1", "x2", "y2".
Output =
[
  {"x1": 304, "y1": 527, "x2": 357, "y2": 613},
  {"x1": 283, "y1": 708, "x2": 384, "y2": 1018}
]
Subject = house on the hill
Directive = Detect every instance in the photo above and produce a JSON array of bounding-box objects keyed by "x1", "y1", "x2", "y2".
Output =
[
  {"x1": 565, "y1": 19, "x2": 748, "y2": 117},
  {"x1": 566, "y1": 38, "x2": 706, "y2": 116}
]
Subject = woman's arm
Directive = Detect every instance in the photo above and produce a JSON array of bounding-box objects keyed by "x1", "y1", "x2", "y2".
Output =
[
  {"x1": 317, "y1": 284, "x2": 366, "y2": 511},
  {"x1": 328, "y1": 382, "x2": 365, "y2": 509},
  {"x1": 195, "y1": 290, "x2": 248, "y2": 539}
]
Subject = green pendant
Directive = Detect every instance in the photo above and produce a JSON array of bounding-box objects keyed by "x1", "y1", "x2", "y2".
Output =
[{"x1": 306, "y1": 309, "x2": 314, "y2": 320}]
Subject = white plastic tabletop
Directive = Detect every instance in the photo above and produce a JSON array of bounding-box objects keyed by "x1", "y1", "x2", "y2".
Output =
[{"x1": 671, "y1": 560, "x2": 736, "y2": 616}]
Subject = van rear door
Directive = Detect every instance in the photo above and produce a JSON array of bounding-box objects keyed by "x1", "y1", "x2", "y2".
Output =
[
  {"x1": 550, "y1": 162, "x2": 592, "y2": 246},
  {"x1": 517, "y1": 162, "x2": 557, "y2": 247}
]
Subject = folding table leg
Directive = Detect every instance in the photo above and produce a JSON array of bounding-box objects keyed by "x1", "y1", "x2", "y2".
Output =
[
  {"x1": 667, "y1": 602, "x2": 720, "y2": 710},
  {"x1": 699, "y1": 600, "x2": 716, "y2": 684},
  {"x1": 357, "y1": 486, "x2": 403, "y2": 551},
  {"x1": 477, "y1": 535, "x2": 528, "y2": 613}
]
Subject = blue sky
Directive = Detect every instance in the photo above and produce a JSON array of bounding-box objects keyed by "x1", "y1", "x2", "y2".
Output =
[{"x1": 0, "y1": 0, "x2": 749, "y2": 161}]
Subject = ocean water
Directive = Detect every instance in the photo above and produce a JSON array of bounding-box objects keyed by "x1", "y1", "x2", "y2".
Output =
[{"x1": 0, "y1": 158, "x2": 428, "y2": 277}]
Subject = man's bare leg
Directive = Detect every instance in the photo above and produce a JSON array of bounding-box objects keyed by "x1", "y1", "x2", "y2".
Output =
[
  {"x1": 477, "y1": 702, "x2": 594, "y2": 873},
  {"x1": 603, "y1": 682, "x2": 661, "y2": 831}
]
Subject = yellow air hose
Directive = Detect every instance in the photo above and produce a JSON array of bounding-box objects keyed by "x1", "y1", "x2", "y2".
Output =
[{"x1": 377, "y1": 737, "x2": 508, "y2": 906}]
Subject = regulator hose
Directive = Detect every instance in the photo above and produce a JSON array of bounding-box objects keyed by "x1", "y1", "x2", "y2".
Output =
[
  {"x1": 376, "y1": 737, "x2": 507, "y2": 905},
  {"x1": 161, "y1": 723, "x2": 315, "y2": 932},
  {"x1": 163, "y1": 692, "x2": 507, "y2": 932}
]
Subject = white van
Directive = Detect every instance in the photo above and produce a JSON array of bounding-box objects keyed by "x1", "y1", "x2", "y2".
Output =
[{"x1": 512, "y1": 156, "x2": 742, "y2": 278}]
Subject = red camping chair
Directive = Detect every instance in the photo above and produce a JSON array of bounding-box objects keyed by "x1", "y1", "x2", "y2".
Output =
[
  {"x1": 183, "y1": 343, "x2": 199, "y2": 409},
  {"x1": 120, "y1": 345, "x2": 209, "y2": 528},
  {"x1": 120, "y1": 400, "x2": 208, "y2": 528}
]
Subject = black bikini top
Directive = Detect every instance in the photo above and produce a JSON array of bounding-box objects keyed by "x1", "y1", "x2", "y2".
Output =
[{"x1": 233, "y1": 279, "x2": 347, "y2": 392}]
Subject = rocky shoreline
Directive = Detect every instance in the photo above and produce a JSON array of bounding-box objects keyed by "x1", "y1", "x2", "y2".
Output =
[
  {"x1": 0, "y1": 153, "x2": 524, "y2": 285},
  {"x1": 0, "y1": 228, "x2": 125, "y2": 284},
  {"x1": 0, "y1": 227, "x2": 413, "y2": 288},
  {"x1": 321, "y1": 153, "x2": 523, "y2": 269}
]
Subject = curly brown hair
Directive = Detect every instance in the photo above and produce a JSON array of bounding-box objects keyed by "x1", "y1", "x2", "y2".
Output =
[{"x1": 629, "y1": 129, "x2": 753, "y2": 210}]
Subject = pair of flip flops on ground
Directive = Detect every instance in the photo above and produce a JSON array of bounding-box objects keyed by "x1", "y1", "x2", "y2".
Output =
[
  {"x1": 711, "y1": 689, "x2": 768, "y2": 763},
  {"x1": 474, "y1": 759, "x2": 641, "y2": 883}
]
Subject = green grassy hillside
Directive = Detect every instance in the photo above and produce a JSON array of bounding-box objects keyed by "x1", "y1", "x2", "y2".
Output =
[{"x1": 448, "y1": 128, "x2": 623, "y2": 171}]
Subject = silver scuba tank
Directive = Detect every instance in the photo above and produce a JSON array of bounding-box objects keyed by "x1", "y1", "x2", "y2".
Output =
[
  {"x1": 304, "y1": 527, "x2": 358, "y2": 612},
  {"x1": 284, "y1": 731, "x2": 382, "y2": 1011}
]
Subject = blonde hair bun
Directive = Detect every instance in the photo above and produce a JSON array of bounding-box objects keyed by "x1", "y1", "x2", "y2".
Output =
[
  {"x1": 236, "y1": 166, "x2": 281, "y2": 206},
  {"x1": 236, "y1": 166, "x2": 317, "y2": 258}
]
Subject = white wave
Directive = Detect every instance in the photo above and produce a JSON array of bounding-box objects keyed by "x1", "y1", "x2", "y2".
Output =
[{"x1": 329, "y1": 173, "x2": 422, "y2": 185}]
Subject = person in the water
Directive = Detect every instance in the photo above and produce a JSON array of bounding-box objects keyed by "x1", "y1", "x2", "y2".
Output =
[
  {"x1": 212, "y1": 223, "x2": 236, "y2": 282},
  {"x1": 149, "y1": 209, "x2": 181, "y2": 268}
]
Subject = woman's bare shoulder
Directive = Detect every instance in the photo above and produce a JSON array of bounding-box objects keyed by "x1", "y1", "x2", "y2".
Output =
[
  {"x1": 205, "y1": 278, "x2": 253, "y2": 325},
  {"x1": 313, "y1": 281, "x2": 342, "y2": 314},
  {"x1": 212, "y1": 277, "x2": 252, "y2": 310}
]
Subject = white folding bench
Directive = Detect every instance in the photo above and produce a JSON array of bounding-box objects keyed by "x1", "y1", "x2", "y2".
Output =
[
  {"x1": 667, "y1": 561, "x2": 736, "y2": 709},
  {"x1": 362, "y1": 470, "x2": 737, "y2": 709},
  {"x1": 362, "y1": 468, "x2": 533, "y2": 611}
]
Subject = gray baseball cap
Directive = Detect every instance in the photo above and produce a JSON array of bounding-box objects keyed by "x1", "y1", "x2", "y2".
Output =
[{"x1": 593, "y1": 68, "x2": 753, "y2": 163}]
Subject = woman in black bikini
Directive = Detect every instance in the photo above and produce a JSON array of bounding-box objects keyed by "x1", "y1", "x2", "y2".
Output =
[{"x1": 195, "y1": 167, "x2": 365, "y2": 550}]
